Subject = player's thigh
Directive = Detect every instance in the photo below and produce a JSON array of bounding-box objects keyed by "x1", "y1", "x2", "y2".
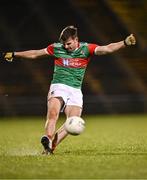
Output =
[
  {"x1": 64, "y1": 105, "x2": 82, "y2": 118},
  {"x1": 47, "y1": 97, "x2": 63, "y2": 117}
]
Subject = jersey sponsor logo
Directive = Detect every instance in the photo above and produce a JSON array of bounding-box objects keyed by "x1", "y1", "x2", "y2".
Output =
[
  {"x1": 55, "y1": 58, "x2": 89, "y2": 68},
  {"x1": 63, "y1": 59, "x2": 69, "y2": 66}
]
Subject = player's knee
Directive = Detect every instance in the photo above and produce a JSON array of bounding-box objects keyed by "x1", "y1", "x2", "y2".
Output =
[{"x1": 48, "y1": 109, "x2": 59, "y2": 120}]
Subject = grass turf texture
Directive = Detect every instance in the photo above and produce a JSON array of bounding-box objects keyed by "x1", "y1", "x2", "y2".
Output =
[{"x1": 0, "y1": 115, "x2": 147, "y2": 179}]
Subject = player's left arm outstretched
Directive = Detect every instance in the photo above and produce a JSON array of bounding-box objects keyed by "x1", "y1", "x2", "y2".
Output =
[{"x1": 94, "y1": 34, "x2": 136, "y2": 55}]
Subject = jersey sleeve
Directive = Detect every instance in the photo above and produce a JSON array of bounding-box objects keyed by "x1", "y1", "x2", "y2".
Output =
[
  {"x1": 45, "y1": 44, "x2": 54, "y2": 56},
  {"x1": 88, "y1": 44, "x2": 99, "y2": 55}
]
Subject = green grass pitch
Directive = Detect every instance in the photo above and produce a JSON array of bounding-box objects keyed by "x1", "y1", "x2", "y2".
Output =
[{"x1": 0, "y1": 115, "x2": 147, "y2": 179}]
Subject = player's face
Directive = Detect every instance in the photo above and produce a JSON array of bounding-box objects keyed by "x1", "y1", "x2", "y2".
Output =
[{"x1": 63, "y1": 37, "x2": 78, "y2": 52}]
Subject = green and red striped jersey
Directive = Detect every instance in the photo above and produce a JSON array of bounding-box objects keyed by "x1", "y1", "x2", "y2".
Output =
[{"x1": 46, "y1": 42, "x2": 98, "y2": 88}]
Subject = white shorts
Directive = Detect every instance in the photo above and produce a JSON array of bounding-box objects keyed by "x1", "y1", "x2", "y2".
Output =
[{"x1": 48, "y1": 83, "x2": 83, "y2": 108}]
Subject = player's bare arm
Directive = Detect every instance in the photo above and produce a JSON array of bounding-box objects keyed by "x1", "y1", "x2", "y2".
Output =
[
  {"x1": 1, "y1": 48, "x2": 48, "y2": 62},
  {"x1": 95, "y1": 41, "x2": 125, "y2": 55},
  {"x1": 95, "y1": 34, "x2": 136, "y2": 55},
  {"x1": 14, "y1": 48, "x2": 48, "y2": 59}
]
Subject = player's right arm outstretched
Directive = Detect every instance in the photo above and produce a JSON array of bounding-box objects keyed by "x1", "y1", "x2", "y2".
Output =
[{"x1": 0, "y1": 48, "x2": 48, "y2": 62}]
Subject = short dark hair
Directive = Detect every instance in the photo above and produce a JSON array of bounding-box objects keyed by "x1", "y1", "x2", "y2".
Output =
[{"x1": 59, "y1": 25, "x2": 78, "y2": 43}]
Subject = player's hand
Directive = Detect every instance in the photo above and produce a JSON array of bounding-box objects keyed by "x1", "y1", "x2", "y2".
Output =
[
  {"x1": 124, "y1": 34, "x2": 136, "y2": 46},
  {"x1": 2, "y1": 52, "x2": 14, "y2": 62}
]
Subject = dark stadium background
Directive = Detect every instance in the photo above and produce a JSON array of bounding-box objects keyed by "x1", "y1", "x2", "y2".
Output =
[{"x1": 0, "y1": 0, "x2": 147, "y2": 116}]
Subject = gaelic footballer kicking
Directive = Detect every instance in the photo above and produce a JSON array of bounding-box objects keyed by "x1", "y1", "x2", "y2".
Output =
[{"x1": 1, "y1": 26, "x2": 136, "y2": 155}]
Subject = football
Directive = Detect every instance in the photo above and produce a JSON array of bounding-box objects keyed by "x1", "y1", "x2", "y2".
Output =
[{"x1": 64, "y1": 116, "x2": 85, "y2": 135}]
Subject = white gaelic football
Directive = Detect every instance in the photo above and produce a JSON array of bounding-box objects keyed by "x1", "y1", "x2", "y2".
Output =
[{"x1": 64, "y1": 116, "x2": 85, "y2": 135}]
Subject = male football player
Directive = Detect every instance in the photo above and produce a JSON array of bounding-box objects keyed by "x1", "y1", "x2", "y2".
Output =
[{"x1": 1, "y1": 26, "x2": 136, "y2": 154}]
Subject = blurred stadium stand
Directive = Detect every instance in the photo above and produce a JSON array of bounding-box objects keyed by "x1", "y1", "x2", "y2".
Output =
[{"x1": 0, "y1": 0, "x2": 147, "y2": 116}]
